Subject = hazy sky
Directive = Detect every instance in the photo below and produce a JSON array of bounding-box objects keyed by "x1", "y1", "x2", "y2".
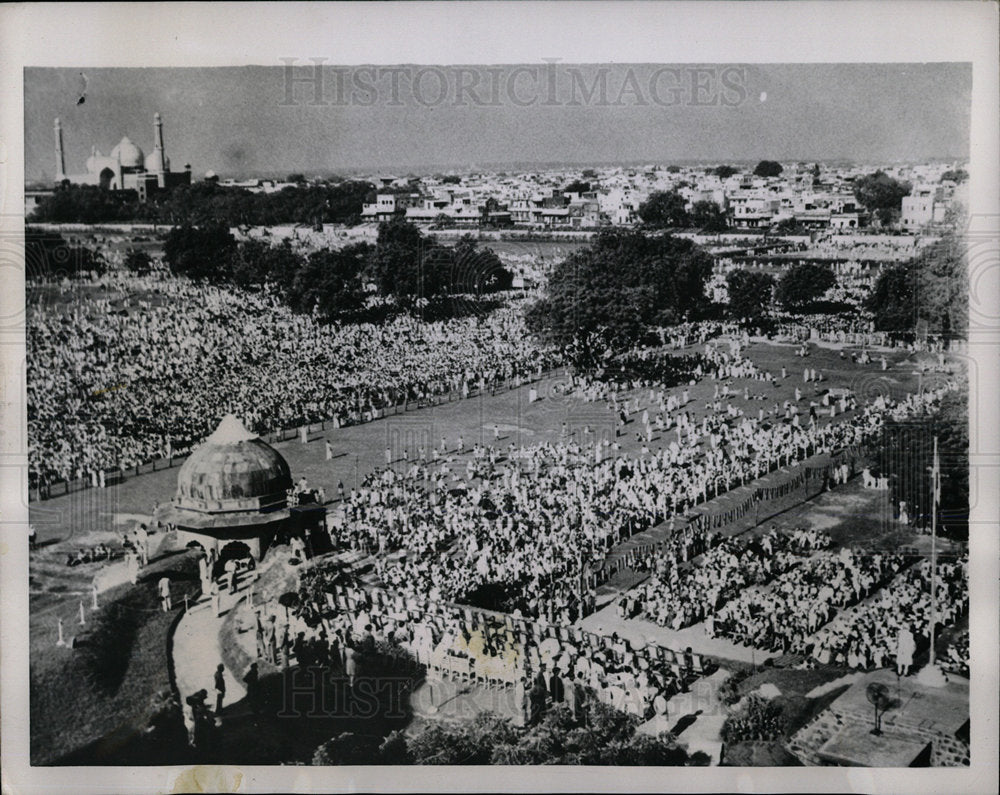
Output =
[{"x1": 25, "y1": 63, "x2": 971, "y2": 179}]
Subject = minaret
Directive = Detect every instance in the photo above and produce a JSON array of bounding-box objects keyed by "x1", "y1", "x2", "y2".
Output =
[
  {"x1": 153, "y1": 112, "x2": 165, "y2": 169},
  {"x1": 54, "y1": 118, "x2": 66, "y2": 182},
  {"x1": 152, "y1": 112, "x2": 167, "y2": 188}
]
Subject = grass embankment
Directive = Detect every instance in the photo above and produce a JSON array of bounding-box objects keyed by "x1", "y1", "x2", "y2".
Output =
[{"x1": 29, "y1": 551, "x2": 200, "y2": 765}]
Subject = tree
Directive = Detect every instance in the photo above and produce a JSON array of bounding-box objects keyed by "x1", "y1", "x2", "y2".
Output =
[
  {"x1": 866, "y1": 263, "x2": 916, "y2": 332},
  {"x1": 725, "y1": 269, "x2": 775, "y2": 321},
  {"x1": 753, "y1": 160, "x2": 783, "y2": 178},
  {"x1": 690, "y1": 200, "x2": 728, "y2": 233},
  {"x1": 562, "y1": 180, "x2": 591, "y2": 195},
  {"x1": 24, "y1": 228, "x2": 105, "y2": 279},
  {"x1": 287, "y1": 244, "x2": 370, "y2": 319},
  {"x1": 637, "y1": 190, "x2": 689, "y2": 228},
  {"x1": 122, "y1": 248, "x2": 153, "y2": 275},
  {"x1": 775, "y1": 262, "x2": 836, "y2": 309},
  {"x1": 866, "y1": 233, "x2": 967, "y2": 338},
  {"x1": 913, "y1": 234, "x2": 967, "y2": 338},
  {"x1": 876, "y1": 386, "x2": 968, "y2": 540},
  {"x1": 525, "y1": 228, "x2": 713, "y2": 359},
  {"x1": 439, "y1": 174, "x2": 462, "y2": 185},
  {"x1": 450, "y1": 236, "x2": 513, "y2": 293},
  {"x1": 712, "y1": 165, "x2": 738, "y2": 179},
  {"x1": 311, "y1": 732, "x2": 381, "y2": 765},
  {"x1": 287, "y1": 173, "x2": 306, "y2": 184},
  {"x1": 770, "y1": 217, "x2": 808, "y2": 236},
  {"x1": 162, "y1": 224, "x2": 237, "y2": 282},
  {"x1": 230, "y1": 238, "x2": 301, "y2": 289},
  {"x1": 28, "y1": 183, "x2": 139, "y2": 224},
  {"x1": 940, "y1": 169, "x2": 968, "y2": 184},
  {"x1": 853, "y1": 171, "x2": 911, "y2": 227},
  {"x1": 665, "y1": 165, "x2": 681, "y2": 174},
  {"x1": 367, "y1": 220, "x2": 452, "y2": 301},
  {"x1": 581, "y1": 169, "x2": 598, "y2": 179}
]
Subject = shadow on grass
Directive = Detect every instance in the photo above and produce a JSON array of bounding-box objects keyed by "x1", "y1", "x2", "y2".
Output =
[{"x1": 55, "y1": 665, "x2": 418, "y2": 766}]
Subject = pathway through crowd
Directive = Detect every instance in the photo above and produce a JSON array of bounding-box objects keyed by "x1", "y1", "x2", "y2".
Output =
[{"x1": 172, "y1": 592, "x2": 246, "y2": 711}]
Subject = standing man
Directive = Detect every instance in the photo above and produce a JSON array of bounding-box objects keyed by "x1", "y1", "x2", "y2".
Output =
[
  {"x1": 214, "y1": 663, "x2": 226, "y2": 715},
  {"x1": 265, "y1": 615, "x2": 278, "y2": 665},
  {"x1": 255, "y1": 612, "x2": 266, "y2": 659},
  {"x1": 210, "y1": 578, "x2": 221, "y2": 617},
  {"x1": 243, "y1": 662, "x2": 262, "y2": 715},
  {"x1": 896, "y1": 626, "x2": 916, "y2": 677},
  {"x1": 158, "y1": 577, "x2": 172, "y2": 612},
  {"x1": 198, "y1": 554, "x2": 210, "y2": 594},
  {"x1": 137, "y1": 524, "x2": 149, "y2": 566},
  {"x1": 325, "y1": 439, "x2": 334, "y2": 461}
]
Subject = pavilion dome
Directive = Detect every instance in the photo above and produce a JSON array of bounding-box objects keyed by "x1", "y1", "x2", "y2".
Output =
[
  {"x1": 174, "y1": 414, "x2": 292, "y2": 514},
  {"x1": 111, "y1": 136, "x2": 144, "y2": 168}
]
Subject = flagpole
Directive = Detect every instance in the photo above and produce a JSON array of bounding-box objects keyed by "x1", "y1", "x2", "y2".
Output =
[
  {"x1": 916, "y1": 434, "x2": 947, "y2": 686},
  {"x1": 928, "y1": 436, "x2": 938, "y2": 667}
]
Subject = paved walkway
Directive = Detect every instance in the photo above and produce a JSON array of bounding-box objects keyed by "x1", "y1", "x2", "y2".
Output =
[
  {"x1": 638, "y1": 668, "x2": 729, "y2": 764},
  {"x1": 172, "y1": 590, "x2": 247, "y2": 709},
  {"x1": 576, "y1": 600, "x2": 758, "y2": 664}
]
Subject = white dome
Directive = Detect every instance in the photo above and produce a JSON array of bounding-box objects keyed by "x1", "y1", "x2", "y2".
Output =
[
  {"x1": 111, "y1": 136, "x2": 144, "y2": 168},
  {"x1": 145, "y1": 149, "x2": 169, "y2": 172}
]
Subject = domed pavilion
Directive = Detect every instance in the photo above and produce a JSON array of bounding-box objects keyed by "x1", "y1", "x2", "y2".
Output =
[{"x1": 154, "y1": 414, "x2": 295, "y2": 561}]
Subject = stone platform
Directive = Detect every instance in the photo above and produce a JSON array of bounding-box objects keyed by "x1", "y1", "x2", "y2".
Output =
[{"x1": 788, "y1": 668, "x2": 970, "y2": 767}]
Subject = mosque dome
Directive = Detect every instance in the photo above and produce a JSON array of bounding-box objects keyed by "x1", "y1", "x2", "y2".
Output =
[
  {"x1": 145, "y1": 149, "x2": 170, "y2": 172},
  {"x1": 111, "y1": 136, "x2": 145, "y2": 168},
  {"x1": 174, "y1": 414, "x2": 292, "y2": 514}
]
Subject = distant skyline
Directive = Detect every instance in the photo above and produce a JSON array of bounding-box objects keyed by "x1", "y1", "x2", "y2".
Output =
[{"x1": 24, "y1": 63, "x2": 971, "y2": 181}]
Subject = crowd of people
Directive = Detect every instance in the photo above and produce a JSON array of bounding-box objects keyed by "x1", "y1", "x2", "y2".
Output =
[
  {"x1": 330, "y1": 373, "x2": 954, "y2": 621},
  {"x1": 807, "y1": 554, "x2": 968, "y2": 670},
  {"x1": 27, "y1": 271, "x2": 560, "y2": 490},
  {"x1": 626, "y1": 527, "x2": 831, "y2": 631},
  {"x1": 709, "y1": 548, "x2": 906, "y2": 654},
  {"x1": 288, "y1": 580, "x2": 712, "y2": 725},
  {"x1": 943, "y1": 629, "x2": 970, "y2": 678}
]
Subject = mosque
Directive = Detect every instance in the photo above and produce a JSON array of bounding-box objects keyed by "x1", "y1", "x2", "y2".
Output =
[{"x1": 54, "y1": 111, "x2": 191, "y2": 200}]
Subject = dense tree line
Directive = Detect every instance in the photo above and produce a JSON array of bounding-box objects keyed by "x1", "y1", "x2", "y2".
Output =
[
  {"x1": 24, "y1": 227, "x2": 106, "y2": 278},
  {"x1": 28, "y1": 180, "x2": 375, "y2": 227},
  {"x1": 876, "y1": 385, "x2": 968, "y2": 540},
  {"x1": 866, "y1": 234, "x2": 967, "y2": 338},
  {"x1": 161, "y1": 220, "x2": 512, "y2": 320},
  {"x1": 311, "y1": 705, "x2": 704, "y2": 766},
  {"x1": 525, "y1": 228, "x2": 713, "y2": 359}
]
